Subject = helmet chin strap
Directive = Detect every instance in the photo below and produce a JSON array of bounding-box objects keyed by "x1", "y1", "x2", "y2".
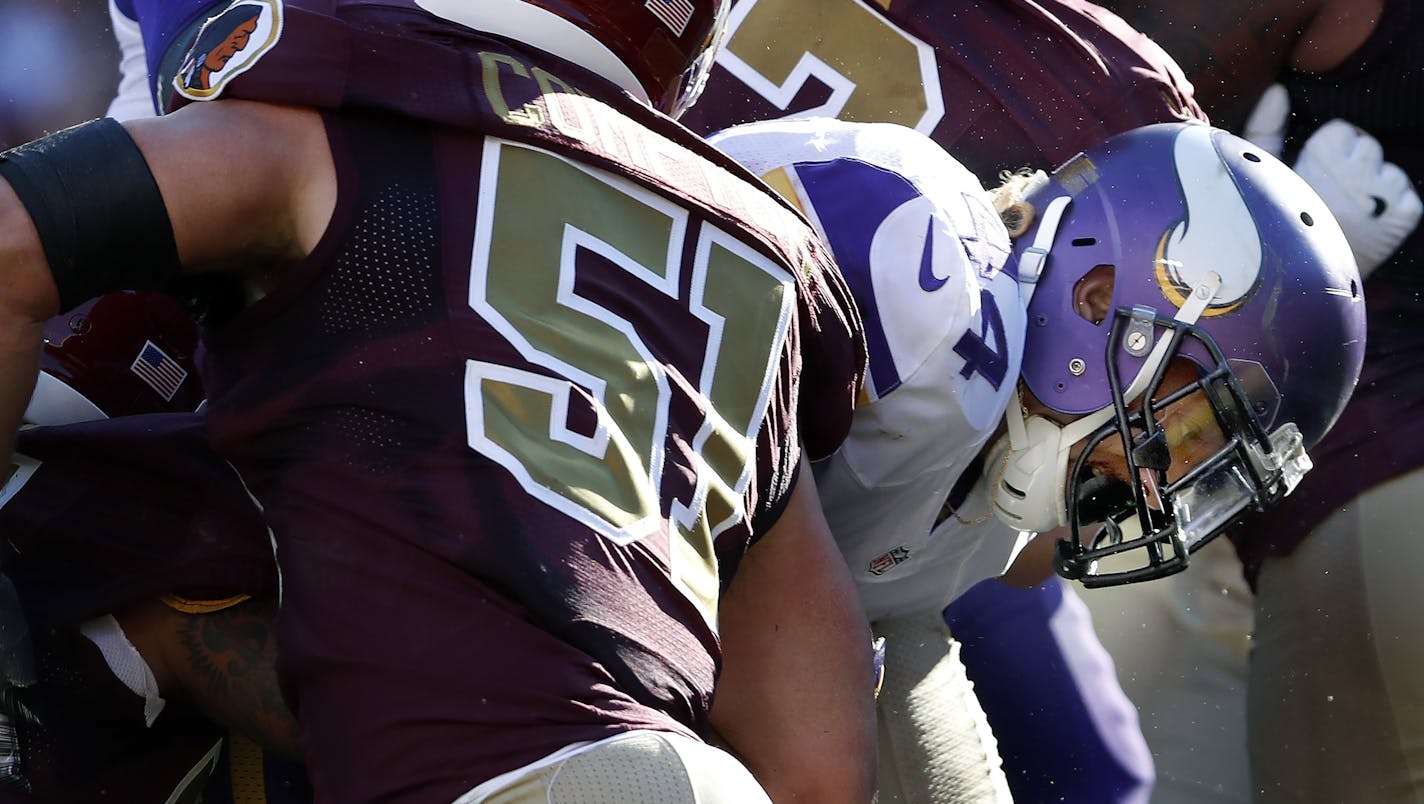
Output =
[
  {"x1": 1012, "y1": 190, "x2": 1068, "y2": 310},
  {"x1": 993, "y1": 254, "x2": 1224, "y2": 532}
]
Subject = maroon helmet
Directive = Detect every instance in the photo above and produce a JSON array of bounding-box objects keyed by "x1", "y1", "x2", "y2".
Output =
[
  {"x1": 23, "y1": 292, "x2": 203, "y2": 425},
  {"x1": 416, "y1": 0, "x2": 729, "y2": 117}
]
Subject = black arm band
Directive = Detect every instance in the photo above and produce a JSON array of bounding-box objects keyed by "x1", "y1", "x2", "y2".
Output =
[{"x1": 0, "y1": 118, "x2": 182, "y2": 311}]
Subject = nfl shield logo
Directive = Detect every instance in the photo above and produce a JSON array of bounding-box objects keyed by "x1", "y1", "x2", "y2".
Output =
[{"x1": 868, "y1": 546, "x2": 911, "y2": 576}]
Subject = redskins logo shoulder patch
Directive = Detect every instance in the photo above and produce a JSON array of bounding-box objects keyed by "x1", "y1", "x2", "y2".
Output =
[{"x1": 174, "y1": 0, "x2": 284, "y2": 102}]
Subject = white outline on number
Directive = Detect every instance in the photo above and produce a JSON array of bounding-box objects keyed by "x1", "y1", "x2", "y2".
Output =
[
  {"x1": 715, "y1": 0, "x2": 945, "y2": 134},
  {"x1": 466, "y1": 138, "x2": 793, "y2": 563},
  {"x1": 676, "y1": 227, "x2": 794, "y2": 539}
]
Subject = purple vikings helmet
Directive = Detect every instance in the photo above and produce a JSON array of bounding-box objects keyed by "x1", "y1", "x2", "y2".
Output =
[{"x1": 991, "y1": 122, "x2": 1365, "y2": 586}]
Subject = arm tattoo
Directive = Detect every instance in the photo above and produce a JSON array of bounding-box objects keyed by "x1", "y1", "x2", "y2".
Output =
[{"x1": 172, "y1": 596, "x2": 304, "y2": 761}]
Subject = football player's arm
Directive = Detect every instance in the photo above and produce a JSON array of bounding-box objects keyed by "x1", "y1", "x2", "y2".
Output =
[
  {"x1": 998, "y1": 527, "x2": 1066, "y2": 589},
  {"x1": 710, "y1": 457, "x2": 878, "y2": 803},
  {"x1": 0, "y1": 182, "x2": 59, "y2": 460},
  {"x1": 1096, "y1": 0, "x2": 1318, "y2": 130},
  {"x1": 0, "y1": 99, "x2": 333, "y2": 458},
  {"x1": 118, "y1": 595, "x2": 303, "y2": 760},
  {"x1": 124, "y1": 100, "x2": 335, "y2": 275}
]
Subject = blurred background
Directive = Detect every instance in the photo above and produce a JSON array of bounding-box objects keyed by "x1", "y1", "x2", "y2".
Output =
[{"x1": 0, "y1": 0, "x2": 118, "y2": 148}]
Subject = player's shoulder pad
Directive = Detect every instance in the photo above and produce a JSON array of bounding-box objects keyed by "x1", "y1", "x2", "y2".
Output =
[{"x1": 710, "y1": 118, "x2": 1016, "y2": 404}]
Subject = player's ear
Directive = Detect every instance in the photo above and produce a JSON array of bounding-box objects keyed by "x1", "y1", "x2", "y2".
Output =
[{"x1": 1071, "y1": 264, "x2": 1114, "y2": 326}]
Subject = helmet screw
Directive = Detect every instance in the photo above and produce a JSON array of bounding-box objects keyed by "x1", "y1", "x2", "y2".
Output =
[
  {"x1": 1125, "y1": 331, "x2": 1149, "y2": 353},
  {"x1": 1068, "y1": 358, "x2": 1087, "y2": 376}
]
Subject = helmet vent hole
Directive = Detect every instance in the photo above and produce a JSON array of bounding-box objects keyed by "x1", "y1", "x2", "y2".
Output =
[
  {"x1": 1351, "y1": 278, "x2": 1360, "y2": 298},
  {"x1": 1072, "y1": 237, "x2": 1097, "y2": 247},
  {"x1": 1300, "y1": 211, "x2": 1315, "y2": 226},
  {"x1": 1243, "y1": 151, "x2": 1262, "y2": 163}
]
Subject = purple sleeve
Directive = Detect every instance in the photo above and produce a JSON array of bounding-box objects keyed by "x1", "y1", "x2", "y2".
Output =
[{"x1": 945, "y1": 577, "x2": 1155, "y2": 804}]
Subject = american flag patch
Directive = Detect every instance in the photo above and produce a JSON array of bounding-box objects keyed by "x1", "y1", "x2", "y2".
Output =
[
  {"x1": 130, "y1": 340, "x2": 188, "y2": 401},
  {"x1": 645, "y1": 0, "x2": 694, "y2": 35}
]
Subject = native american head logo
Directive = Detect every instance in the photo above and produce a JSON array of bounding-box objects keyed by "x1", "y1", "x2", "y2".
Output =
[{"x1": 174, "y1": 0, "x2": 283, "y2": 100}]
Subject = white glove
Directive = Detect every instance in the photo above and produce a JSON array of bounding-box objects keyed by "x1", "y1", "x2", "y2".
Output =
[
  {"x1": 1241, "y1": 83, "x2": 1290, "y2": 158},
  {"x1": 1242, "y1": 84, "x2": 1421, "y2": 278},
  {"x1": 1292, "y1": 119, "x2": 1423, "y2": 278}
]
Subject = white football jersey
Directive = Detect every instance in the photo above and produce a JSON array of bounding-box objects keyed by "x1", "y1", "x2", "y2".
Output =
[
  {"x1": 711, "y1": 119, "x2": 1034, "y2": 619},
  {"x1": 106, "y1": 0, "x2": 154, "y2": 122}
]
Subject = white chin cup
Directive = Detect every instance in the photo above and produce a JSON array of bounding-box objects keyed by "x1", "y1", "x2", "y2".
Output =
[{"x1": 990, "y1": 415, "x2": 1073, "y2": 534}]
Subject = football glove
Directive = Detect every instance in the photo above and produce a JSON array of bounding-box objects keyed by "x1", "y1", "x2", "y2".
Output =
[
  {"x1": 1243, "y1": 84, "x2": 1422, "y2": 278},
  {"x1": 1293, "y1": 119, "x2": 1423, "y2": 277}
]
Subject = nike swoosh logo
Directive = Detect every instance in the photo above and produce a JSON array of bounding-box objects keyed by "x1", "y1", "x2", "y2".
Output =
[{"x1": 917, "y1": 218, "x2": 949, "y2": 291}]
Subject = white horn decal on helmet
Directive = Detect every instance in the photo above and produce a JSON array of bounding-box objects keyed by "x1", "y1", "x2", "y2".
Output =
[{"x1": 1153, "y1": 125, "x2": 1263, "y2": 315}]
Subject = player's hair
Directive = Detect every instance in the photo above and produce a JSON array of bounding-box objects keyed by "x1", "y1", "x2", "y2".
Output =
[{"x1": 989, "y1": 168, "x2": 1048, "y2": 238}]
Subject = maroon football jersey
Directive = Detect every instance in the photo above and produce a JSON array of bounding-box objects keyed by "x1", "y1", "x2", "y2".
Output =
[
  {"x1": 177, "y1": 4, "x2": 865, "y2": 799},
  {"x1": 682, "y1": 0, "x2": 1206, "y2": 179},
  {"x1": 0, "y1": 415, "x2": 306, "y2": 801},
  {"x1": 2, "y1": 631, "x2": 313, "y2": 804},
  {"x1": 0, "y1": 413, "x2": 275, "y2": 632},
  {"x1": 1, "y1": 629, "x2": 224, "y2": 804},
  {"x1": 1230, "y1": 0, "x2": 1424, "y2": 583}
]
